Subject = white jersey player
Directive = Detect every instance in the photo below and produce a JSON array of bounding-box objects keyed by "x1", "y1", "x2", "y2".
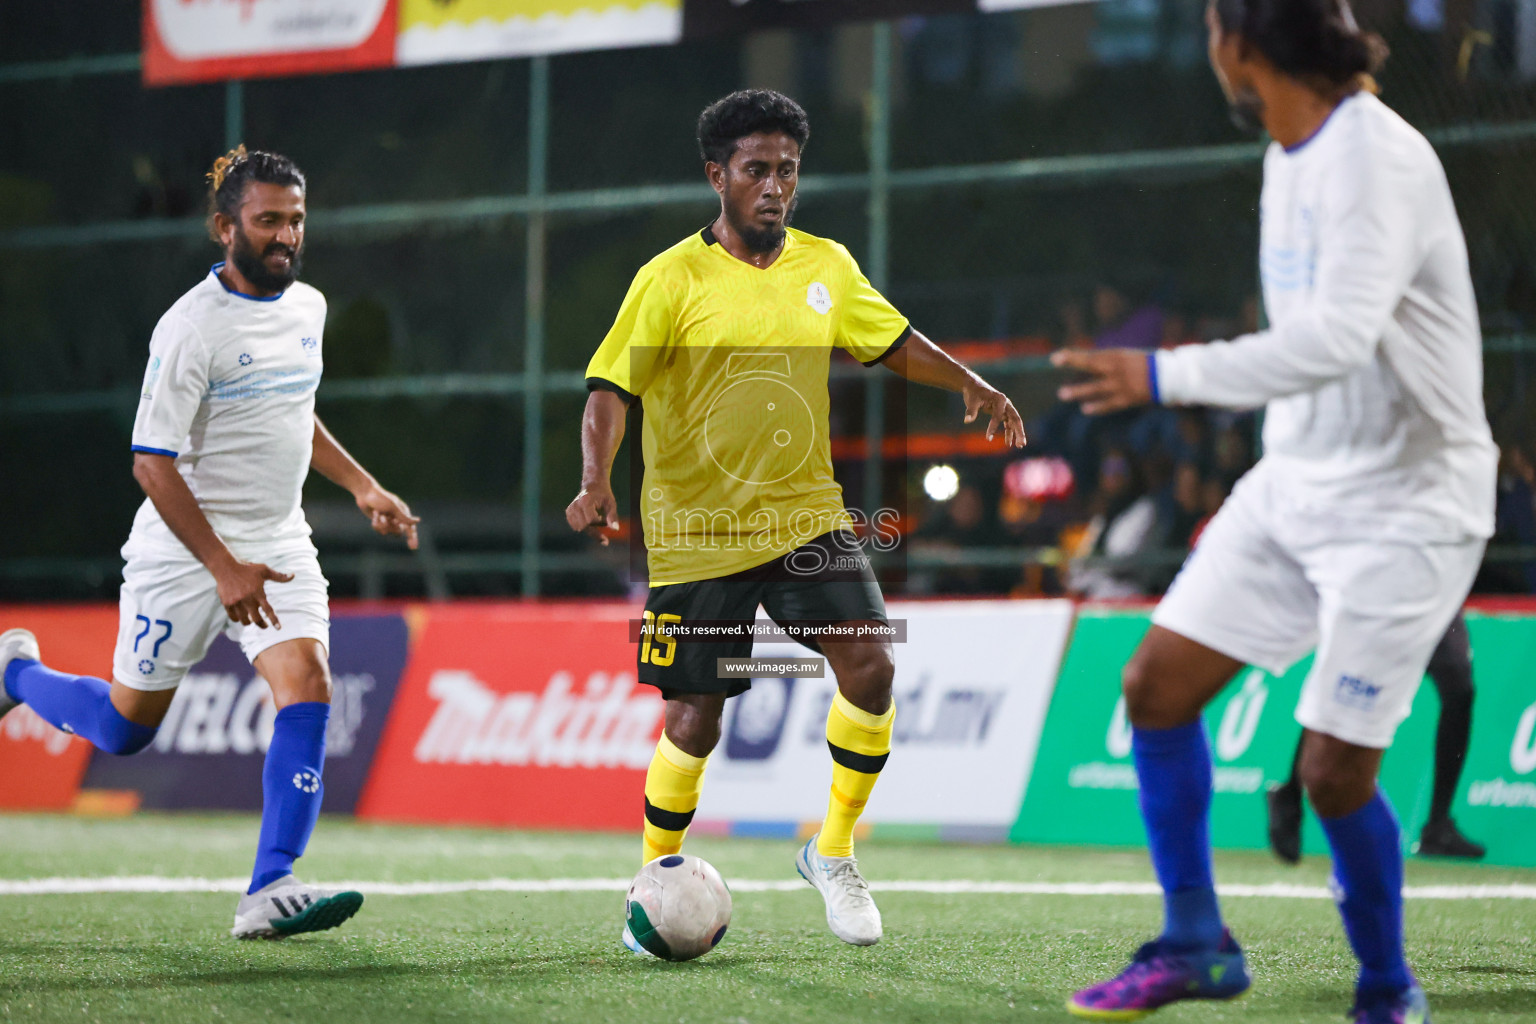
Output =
[
  {"x1": 0, "y1": 147, "x2": 419, "y2": 940},
  {"x1": 1054, "y1": 1, "x2": 1492, "y2": 1021}
]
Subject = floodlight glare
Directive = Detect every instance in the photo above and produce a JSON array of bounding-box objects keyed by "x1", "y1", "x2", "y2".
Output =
[{"x1": 923, "y1": 464, "x2": 960, "y2": 502}]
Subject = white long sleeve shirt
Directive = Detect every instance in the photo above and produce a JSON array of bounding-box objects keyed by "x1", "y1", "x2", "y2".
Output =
[
  {"x1": 1154, "y1": 92, "x2": 1497, "y2": 542},
  {"x1": 127, "y1": 265, "x2": 326, "y2": 555}
]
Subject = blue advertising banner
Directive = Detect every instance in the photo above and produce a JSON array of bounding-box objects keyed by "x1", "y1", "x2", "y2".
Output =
[{"x1": 81, "y1": 613, "x2": 409, "y2": 814}]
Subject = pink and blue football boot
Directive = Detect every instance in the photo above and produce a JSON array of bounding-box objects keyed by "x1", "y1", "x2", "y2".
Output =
[
  {"x1": 1067, "y1": 929, "x2": 1251, "y2": 1020},
  {"x1": 1350, "y1": 984, "x2": 1430, "y2": 1024}
]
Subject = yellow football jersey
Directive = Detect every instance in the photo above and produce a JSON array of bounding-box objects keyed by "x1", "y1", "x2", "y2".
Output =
[{"x1": 585, "y1": 225, "x2": 910, "y2": 584}]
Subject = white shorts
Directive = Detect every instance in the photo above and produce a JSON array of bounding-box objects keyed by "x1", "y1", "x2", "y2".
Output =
[
  {"x1": 1153, "y1": 467, "x2": 1484, "y2": 749},
  {"x1": 113, "y1": 541, "x2": 330, "y2": 692}
]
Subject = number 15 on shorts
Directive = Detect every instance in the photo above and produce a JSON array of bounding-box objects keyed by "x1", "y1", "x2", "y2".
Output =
[{"x1": 640, "y1": 610, "x2": 680, "y2": 667}]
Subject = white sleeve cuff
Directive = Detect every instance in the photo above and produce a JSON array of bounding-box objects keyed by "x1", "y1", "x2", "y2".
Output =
[{"x1": 1151, "y1": 347, "x2": 1198, "y2": 406}]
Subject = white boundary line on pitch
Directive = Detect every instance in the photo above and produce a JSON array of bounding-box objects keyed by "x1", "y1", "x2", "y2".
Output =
[{"x1": 1, "y1": 877, "x2": 1534, "y2": 899}]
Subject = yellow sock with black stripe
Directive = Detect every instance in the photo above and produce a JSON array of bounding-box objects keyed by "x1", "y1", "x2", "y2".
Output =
[
  {"x1": 641, "y1": 732, "x2": 708, "y2": 865},
  {"x1": 818, "y1": 691, "x2": 895, "y2": 858}
]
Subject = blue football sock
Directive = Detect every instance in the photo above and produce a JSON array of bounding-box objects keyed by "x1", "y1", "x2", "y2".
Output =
[
  {"x1": 1319, "y1": 789, "x2": 1412, "y2": 1000},
  {"x1": 1133, "y1": 720, "x2": 1225, "y2": 950},
  {"x1": 250, "y1": 701, "x2": 330, "y2": 894},
  {"x1": 4, "y1": 659, "x2": 156, "y2": 755}
]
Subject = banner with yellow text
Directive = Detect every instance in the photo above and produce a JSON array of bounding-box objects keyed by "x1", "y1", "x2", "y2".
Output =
[{"x1": 396, "y1": 0, "x2": 682, "y2": 65}]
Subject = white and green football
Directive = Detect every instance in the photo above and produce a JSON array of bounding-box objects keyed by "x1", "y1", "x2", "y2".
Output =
[{"x1": 624, "y1": 854, "x2": 733, "y2": 961}]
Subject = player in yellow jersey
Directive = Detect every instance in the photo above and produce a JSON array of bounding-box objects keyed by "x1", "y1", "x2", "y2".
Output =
[{"x1": 566, "y1": 90, "x2": 1025, "y2": 954}]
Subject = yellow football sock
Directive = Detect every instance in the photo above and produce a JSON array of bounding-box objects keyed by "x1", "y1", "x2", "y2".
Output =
[
  {"x1": 818, "y1": 691, "x2": 894, "y2": 858},
  {"x1": 641, "y1": 731, "x2": 709, "y2": 865}
]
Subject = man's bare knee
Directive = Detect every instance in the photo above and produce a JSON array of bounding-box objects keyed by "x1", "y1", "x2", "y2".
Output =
[
  {"x1": 830, "y1": 638, "x2": 894, "y2": 716},
  {"x1": 1122, "y1": 626, "x2": 1243, "y2": 730},
  {"x1": 254, "y1": 639, "x2": 332, "y2": 709},
  {"x1": 1298, "y1": 732, "x2": 1382, "y2": 819},
  {"x1": 1122, "y1": 651, "x2": 1191, "y2": 728},
  {"x1": 663, "y1": 693, "x2": 725, "y2": 759}
]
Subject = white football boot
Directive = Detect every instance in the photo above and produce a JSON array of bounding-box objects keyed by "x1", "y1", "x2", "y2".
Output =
[
  {"x1": 231, "y1": 875, "x2": 364, "y2": 940},
  {"x1": 0, "y1": 628, "x2": 41, "y2": 721},
  {"x1": 795, "y1": 833, "x2": 882, "y2": 946}
]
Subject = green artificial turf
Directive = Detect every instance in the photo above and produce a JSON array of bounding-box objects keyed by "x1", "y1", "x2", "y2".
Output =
[{"x1": 1, "y1": 814, "x2": 1532, "y2": 1023}]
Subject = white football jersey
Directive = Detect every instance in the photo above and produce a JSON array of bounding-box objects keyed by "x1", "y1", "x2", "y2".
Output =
[
  {"x1": 1154, "y1": 92, "x2": 1497, "y2": 542},
  {"x1": 128, "y1": 264, "x2": 326, "y2": 552}
]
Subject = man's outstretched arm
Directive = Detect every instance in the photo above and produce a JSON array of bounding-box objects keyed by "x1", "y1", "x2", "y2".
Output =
[
  {"x1": 881, "y1": 329, "x2": 1027, "y2": 448},
  {"x1": 310, "y1": 415, "x2": 420, "y2": 550},
  {"x1": 566, "y1": 389, "x2": 629, "y2": 545}
]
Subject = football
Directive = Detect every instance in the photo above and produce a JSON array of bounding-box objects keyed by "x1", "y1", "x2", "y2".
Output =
[{"x1": 624, "y1": 854, "x2": 733, "y2": 961}]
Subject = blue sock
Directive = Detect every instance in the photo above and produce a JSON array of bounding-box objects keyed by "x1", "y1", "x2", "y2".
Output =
[
  {"x1": 1133, "y1": 720, "x2": 1225, "y2": 950},
  {"x1": 250, "y1": 701, "x2": 330, "y2": 894},
  {"x1": 4, "y1": 659, "x2": 156, "y2": 755},
  {"x1": 1319, "y1": 790, "x2": 1412, "y2": 1000}
]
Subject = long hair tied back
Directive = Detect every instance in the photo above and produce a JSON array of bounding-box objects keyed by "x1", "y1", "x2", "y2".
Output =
[
  {"x1": 204, "y1": 145, "x2": 307, "y2": 241},
  {"x1": 1214, "y1": 0, "x2": 1388, "y2": 88},
  {"x1": 207, "y1": 144, "x2": 249, "y2": 194}
]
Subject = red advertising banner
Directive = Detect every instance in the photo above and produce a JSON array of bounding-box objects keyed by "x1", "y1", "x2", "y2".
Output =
[
  {"x1": 357, "y1": 603, "x2": 659, "y2": 830},
  {"x1": 143, "y1": 0, "x2": 399, "y2": 86},
  {"x1": 0, "y1": 606, "x2": 117, "y2": 810}
]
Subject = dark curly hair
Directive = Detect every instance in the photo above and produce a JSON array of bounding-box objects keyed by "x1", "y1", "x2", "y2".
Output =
[
  {"x1": 1213, "y1": 0, "x2": 1387, "y2": 86},
  {"x1": 205, "y1": 145, "x2": 307, "y2": 241},
  {"x1": 696, "y1": 90, "x2": 810, "y2": 166}
]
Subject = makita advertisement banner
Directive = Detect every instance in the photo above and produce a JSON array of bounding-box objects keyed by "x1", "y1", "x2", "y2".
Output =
[
  {"x1": 694, "y1": 600, "x2": 1073, "y2": 838},
  {"x1": 81, "y1": 613, "x2": 409, "y2": 813},
  {"x1": 1013, "y1": 608, "x2": 1536, "y2": 868},
  {"x1": 356, "y1": 604, "x2": 661, "y2": 829},
  {"x1": 0, "y1": 606, "x2": 113, "y2": 811}
]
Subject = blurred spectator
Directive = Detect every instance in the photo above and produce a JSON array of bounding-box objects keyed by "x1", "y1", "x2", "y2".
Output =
[
  {"x1": 999, "y1": 458, "x2": 1079, "y2": 595},
  {"x1": 911, "y1": 482, "x2": 1013, "y2": 594},
  {"x1": 1189, "y1": 476, "x2": 1233, "y2": 549},
  {"x1": 1483, "y1": 444, "x2": 1536, "y2": 592},
  {"x1": 1033, "y1": 282, "x2": 1166, "y2": 486},
  {"x1": 1167, "y1": 461, "x2": 1206, "y2": 549},
  {"x1": 1092, "y1": 282, "x2": 1165, "y2": 350},
  {"x1": 1058, "y1": 298, "x2": 1092, "y2": 348},
  {"x1": 1066, "y1": 448, "x2": 1167, "y2": 599}
]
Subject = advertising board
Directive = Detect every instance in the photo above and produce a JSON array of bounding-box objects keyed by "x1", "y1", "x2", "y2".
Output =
[
  {"x1": 396, "y1": 0, "x2": 682, "y2": 65},
  {"x1": 356, "y1": 603, "x2": 661, "y2": 829},
  {"x1": 694, "y1": 600, "x2": 1073, "y2": 839},
  {"x1": 0, "y1": 606, "x2": 116, "y2": 811},
  {"x1": 143, "y1": 0, "x2": 398, "y2": 85},
  {"x1": 81, "y1": 613, "x2": 408, "y2": 813},
  {"x1": 1012, "y1": 608, "x2": 1536, "y2": 867}
]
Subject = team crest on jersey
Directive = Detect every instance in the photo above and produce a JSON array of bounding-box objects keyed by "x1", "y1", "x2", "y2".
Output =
[
  {"x1": 141, "y1": 355, "x2": 162, "y2": 400},
  {"x1": 301, "y1": 337, "x2": 319, "y2": 355},
  {"x1": 806, "y1": 282, "x2": 833, "y2": 315}
]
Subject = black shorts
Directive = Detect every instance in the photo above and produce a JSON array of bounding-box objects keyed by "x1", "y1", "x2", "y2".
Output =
[{"x1": 636, "y1": 531, "x2": 887, "y2": 699}]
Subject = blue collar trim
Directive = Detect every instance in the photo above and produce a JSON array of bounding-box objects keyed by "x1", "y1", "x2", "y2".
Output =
[
  {"x1": 1283, "y1": 94, "x2": 1354, "y2": 155},
  {"x1": 211, "y1": 263, "x2": 284, "y2": 302}
]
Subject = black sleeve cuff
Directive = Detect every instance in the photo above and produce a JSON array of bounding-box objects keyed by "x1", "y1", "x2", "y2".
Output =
[
  {"x1": 586, "y1": 377, "x2": 636, "y2": 405},
  {"x1": 862, "y1": 323, "x2": 913, "y2": 367}
]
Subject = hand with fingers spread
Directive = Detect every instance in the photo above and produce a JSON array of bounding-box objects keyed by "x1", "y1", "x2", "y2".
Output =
[
  {"x1": 213, "y1": 557, "x2": 293, "y2": 629},
  {"x1": 961, "y1": 380, "x2": 1029, "y2": 449},
  {"x1": 1051, "y1": 348, "x2": 1155, "y2": 415},
  {"x1": 567, "y1": 481, "x2": 620, "y2": 546},
  {"x1": 356, "y1": 483, "x2": 421, "y2": 550}
]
